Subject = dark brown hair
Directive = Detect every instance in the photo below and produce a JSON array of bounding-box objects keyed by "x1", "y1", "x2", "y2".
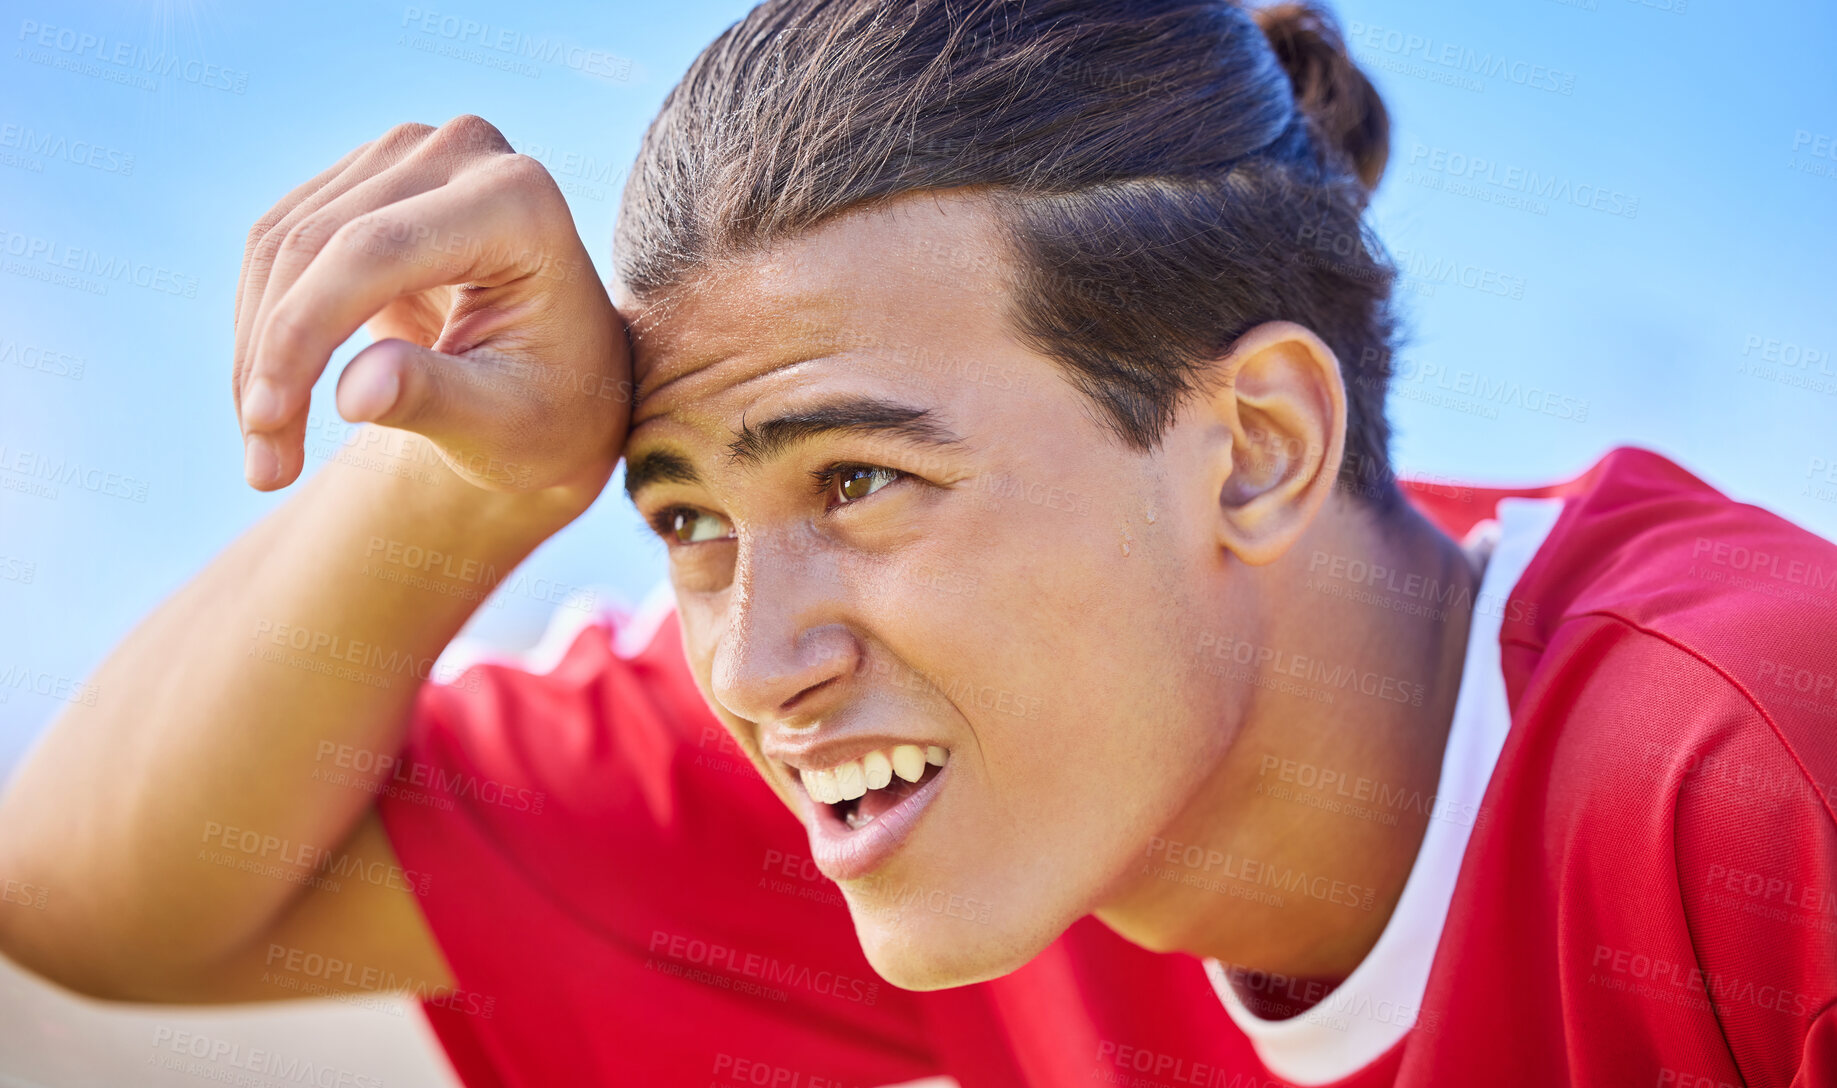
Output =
[{"x1": 615, "y1": 0, "x2": 1400, "y2": 505}]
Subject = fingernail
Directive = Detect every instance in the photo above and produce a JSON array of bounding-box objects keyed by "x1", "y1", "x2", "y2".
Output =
[
  {"x1": 340, "y1": 363, "x2": 400, "y2": 423},
  {"x1": 242, "y1": 378, "x2": 285, "y2": 430},
  {"x1": 244, "y1": 434, "x2": 279, "y2": 487}
]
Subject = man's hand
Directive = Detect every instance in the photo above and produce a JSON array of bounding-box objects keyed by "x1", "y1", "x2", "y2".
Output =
[
  {"x1": 233, "y1": 114, "x2": 628, "y2": 500},
  {"x1": 0, "y1": 116, "x2": 636, "y2": 1003}
]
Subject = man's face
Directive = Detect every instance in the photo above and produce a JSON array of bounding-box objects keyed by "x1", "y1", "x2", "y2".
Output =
[{"x1": 618, "y1": 192, "x2": 1242, "y2": 988}]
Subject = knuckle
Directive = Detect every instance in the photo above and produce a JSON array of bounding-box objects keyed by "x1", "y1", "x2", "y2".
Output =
[
  {"x1": 273, "y1": 214, "x2": 340, "y2": 266},
  {"x1": 333, "y1": 212, "x2": 410, "y2": 263},
  {"x1": 249, "y1": 225, "x2": 290, "y2": 272},
  {"x1": 243, "y1": 201, "x2": 302, "y2": 266},
  {"x1": 495, "y1": 152, "x2": 555, "y2": 188},
  {"x1": 434, "y1": 113, "x2": 510, "y2": 155},
  {"x1": 261, "y1": 309, "x2": 310, "y2": 362},
  {"x1": 377, "y1": 121, "x2": 436, "y2": 155},
  {"x1": 244, "y1": 214, "x2": 281, "y2": 256},
  {"x1": 489, "y1": 154, "x2": 566, "y2": 224}
]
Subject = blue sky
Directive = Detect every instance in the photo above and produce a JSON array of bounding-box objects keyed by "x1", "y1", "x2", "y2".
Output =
[{"x1": 2, "y1": 0, "x2": 1834, "y2": 776}]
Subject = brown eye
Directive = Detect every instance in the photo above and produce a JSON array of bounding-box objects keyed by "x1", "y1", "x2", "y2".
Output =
[
  {"x1": 667, "y1": 508, "x2": 733, "y2": 544},
  {"x1": 832, "y1": 465, "x2": 901, "y2": 504}
]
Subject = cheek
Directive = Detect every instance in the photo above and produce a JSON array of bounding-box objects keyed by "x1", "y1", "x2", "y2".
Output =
[
  {"x1": 958, "y1": 556, "x2": 1215, "y2": 842},
  {"x1": 666, "y1": 540, "x2": 737, "y2": 595},
  {"x1": 676, "y1": 590, "x2": 736, "y2": 716}
]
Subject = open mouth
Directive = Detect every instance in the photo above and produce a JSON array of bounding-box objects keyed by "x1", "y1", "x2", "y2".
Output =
[{"x1": 798, "y1": 744, "x2": 947, "y2": 831}]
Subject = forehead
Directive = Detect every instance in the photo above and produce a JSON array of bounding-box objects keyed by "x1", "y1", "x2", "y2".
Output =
[{"x1": 618, "y1": 191, "x2": 1021, "y2": 428}]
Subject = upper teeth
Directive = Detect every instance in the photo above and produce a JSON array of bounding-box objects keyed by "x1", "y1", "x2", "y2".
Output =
[{"x1": 800, "y1": 744, "x2": 947, "y2": 805}]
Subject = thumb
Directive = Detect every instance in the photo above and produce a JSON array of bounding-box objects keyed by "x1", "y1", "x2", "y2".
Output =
[{"x1": 335, "y1": 337, "x2": 509, "y2": 440}]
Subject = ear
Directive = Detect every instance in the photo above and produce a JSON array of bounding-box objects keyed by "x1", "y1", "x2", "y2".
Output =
[{"x1": 1191, "y1": 321, "x2": 1347, "y2": 566}]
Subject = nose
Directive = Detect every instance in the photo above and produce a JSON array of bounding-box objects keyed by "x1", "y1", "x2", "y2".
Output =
[{"x1": 708, "y1": 531, "x2": 861, "y2": 731}]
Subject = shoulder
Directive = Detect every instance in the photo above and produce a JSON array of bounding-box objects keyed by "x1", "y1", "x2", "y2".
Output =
[{"x1": 1500, "y1": 447, "x2": 1837, "y2": 819}]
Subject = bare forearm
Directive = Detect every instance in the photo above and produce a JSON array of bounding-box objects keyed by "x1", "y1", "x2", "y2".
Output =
[
  {"x1": 2, "y1": 115, "x2": 628, "y2": 999},
  {"x1": 0, "y1": 434, "x2": 590, "y2": 992}
]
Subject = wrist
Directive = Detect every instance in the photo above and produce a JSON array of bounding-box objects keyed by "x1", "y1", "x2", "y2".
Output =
[{"x1": 324, "y1": 428, "x2": 609, "y2": 558}]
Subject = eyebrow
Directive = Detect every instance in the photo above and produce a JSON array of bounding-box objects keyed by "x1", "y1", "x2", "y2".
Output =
[{"x1": 623, "y1": 396, "x2": 965, "y2": 502}]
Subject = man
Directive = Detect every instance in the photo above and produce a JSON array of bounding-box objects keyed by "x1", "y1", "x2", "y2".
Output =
[{"x1": 2, "y1": 1, "x2": 1832, "y2": 1085}]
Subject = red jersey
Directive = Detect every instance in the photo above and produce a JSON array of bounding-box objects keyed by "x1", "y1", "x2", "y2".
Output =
[{"x1": 379, "y1": 448, "x2": 1837, "y2": 1086}]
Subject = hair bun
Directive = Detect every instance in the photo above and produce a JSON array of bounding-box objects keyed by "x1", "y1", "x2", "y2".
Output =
[{"x1": 1252, "y1": 2, "x2": 1390, "y2": 192}]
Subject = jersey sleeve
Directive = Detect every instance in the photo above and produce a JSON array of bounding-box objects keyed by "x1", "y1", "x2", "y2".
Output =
[
  {"x1": 1671, "y1": 681, "x2": 1837, "y2": 1087},
  {"x1": 375, "y1": 603, "x2": 942, "y2": 1087},
  {"x1": 1793, "y1": 1002, "x2": 1837, "y2": 1087}
]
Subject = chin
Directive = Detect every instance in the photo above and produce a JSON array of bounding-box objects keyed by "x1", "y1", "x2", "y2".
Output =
[{"x1": 844, "y1": 891, "x2": 1063, "y2": 991}]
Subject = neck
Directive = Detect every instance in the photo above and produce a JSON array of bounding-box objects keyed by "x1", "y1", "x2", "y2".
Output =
[{"x1": 1097, "y1": 493, "x2": 1483, "y2": 991}]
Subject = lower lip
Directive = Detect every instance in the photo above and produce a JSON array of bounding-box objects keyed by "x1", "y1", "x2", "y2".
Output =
[{"x1": 803, "y1": 766, "x2": 948, "y2": 883}]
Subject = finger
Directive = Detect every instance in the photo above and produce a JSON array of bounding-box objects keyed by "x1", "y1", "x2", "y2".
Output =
[
  {"x1": 238, "y1": 117, "x2": 510, "y2": 397},
  {"x1": 240, "y1": 411, "x2": 306, "y2": 494},
  {"x1": 241, "y1": 171, "x2": 561, "y2": 488},
  {"x1": 239, "y1": 118, "x2": 513, "y2": 437},
  {"x1": 240, "y1": 155, "x2": 453, "y2": 422},
  {"x1": 336, "y1": 340, "x2": 552, "y2": 492},
  {"x1": 335, "y1": 339, "x2": 517, "y2": 453},
  {"x1": 234, "y1": 141, "x2": 371, "y2": 341},
  {"x1": 234, "y1": 125, "x2": 435, "y2": 419}
]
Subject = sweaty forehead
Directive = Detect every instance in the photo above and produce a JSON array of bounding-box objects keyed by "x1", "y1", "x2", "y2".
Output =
[{"x1": 618, "y1": 191, "x2": 1019, "y2": 425}]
